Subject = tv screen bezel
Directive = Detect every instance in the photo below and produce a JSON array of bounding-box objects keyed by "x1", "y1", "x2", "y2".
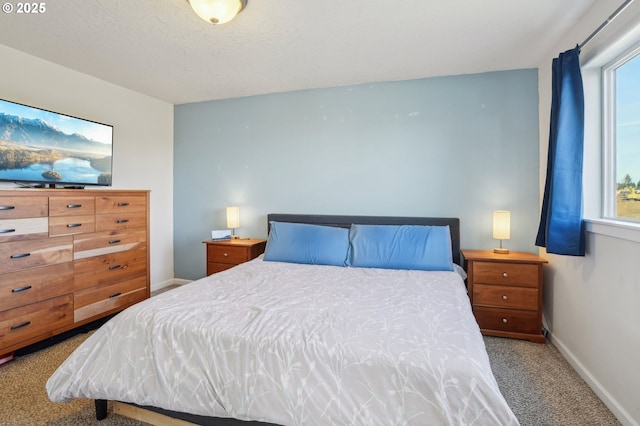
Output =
[{"x1": 0, "y1": 98, "x2": 114, "y2": 188}]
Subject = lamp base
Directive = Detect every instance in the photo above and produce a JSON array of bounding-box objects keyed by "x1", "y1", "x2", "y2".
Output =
[{"x1": 493, "y1": 248, "x2": 510, "y2": 254}]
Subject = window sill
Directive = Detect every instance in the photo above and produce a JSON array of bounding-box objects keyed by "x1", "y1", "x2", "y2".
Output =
[{"x1": 585, "y1": 218, "x2": 640, "y2": 244}]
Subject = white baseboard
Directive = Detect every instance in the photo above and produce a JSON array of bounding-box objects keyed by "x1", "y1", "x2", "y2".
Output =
[
  {"x1": 549, "y1": 333, "x2": 638, "y2": 426},
  {"x1": 150, "y1": 278, "x2": 191, "y2": 293}
]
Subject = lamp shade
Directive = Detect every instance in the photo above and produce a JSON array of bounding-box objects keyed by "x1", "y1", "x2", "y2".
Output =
[
  {"x1": 188, "y1": 0, "x2": 247, "y2": 24},
  {"x1": 226, "y1": 206, "x2": 240, "y2": 229},
  {"x1": 492, "y1": 210, "x2": 511, "y2": 240}
]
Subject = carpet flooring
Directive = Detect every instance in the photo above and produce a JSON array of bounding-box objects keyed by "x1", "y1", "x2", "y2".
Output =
[
  {"x1": 0, "y1": 331, "x2": 621, "y2": 426},
  {"x1": 484, "y1": 336, "x2": 620, "y2": 426},
  {"x1": 0, "y1": 331, "x2": 143, "y2": 426}
]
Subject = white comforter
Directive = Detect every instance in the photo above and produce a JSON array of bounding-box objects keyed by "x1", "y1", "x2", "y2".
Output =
[{"x1": 47, "y1": 258, "x2": 519, "y2": 425}]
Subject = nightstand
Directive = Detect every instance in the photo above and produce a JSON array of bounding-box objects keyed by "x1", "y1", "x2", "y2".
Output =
[
  {"x1": 203, "y1": 239, "x2": 267, "y2": 275},
  {"x1": 461, "y1": 249, "x2": 548, "y2": 343}
]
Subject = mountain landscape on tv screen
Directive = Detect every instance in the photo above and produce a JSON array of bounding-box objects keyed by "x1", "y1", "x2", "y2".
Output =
[{"x1": 0, "y1": 112, "x2": 112, "y2": 184}]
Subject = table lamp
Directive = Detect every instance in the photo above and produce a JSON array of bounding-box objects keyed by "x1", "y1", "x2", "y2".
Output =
[
  {"x1": 492, "y1": 210, "x2": 510, "y2": 254},
  {"x1": 226, "y1": 206, "x2": 240, "y2": 239}
]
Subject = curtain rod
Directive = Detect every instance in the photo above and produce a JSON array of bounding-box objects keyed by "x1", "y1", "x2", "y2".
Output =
[{"x1": 579, "y1": 0, "x2": 635, "y2": 49}]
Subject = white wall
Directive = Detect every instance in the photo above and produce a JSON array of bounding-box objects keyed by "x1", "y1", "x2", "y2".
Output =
[
  {"x1": 538, "y1": 2, "x2": 640, "y2": 425},
  {"x1": 0, "y1": 44, "x2": 175, "y2": 290}
]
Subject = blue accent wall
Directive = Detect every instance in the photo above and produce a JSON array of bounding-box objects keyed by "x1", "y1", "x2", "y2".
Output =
[{"x1": 174, "y1": 70, "x2": 539, "y2": 280}]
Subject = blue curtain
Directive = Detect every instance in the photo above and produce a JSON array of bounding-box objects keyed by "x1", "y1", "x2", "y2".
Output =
[{"x1": 535, "y1": 46, "x2": 585, "y2": 256}]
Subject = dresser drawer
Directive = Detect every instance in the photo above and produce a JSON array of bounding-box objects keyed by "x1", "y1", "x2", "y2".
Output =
[
  {"x1": 0, "y1": 196, "x2": 48, "y2": 219},
  {"x1": 473, "y1": 284, "x2": 538, "y2": 311},
  {"x1": 74, "y1": 229, "x2": 147, "y2": 260},
  {"x1": 473, "y1": 306, "x2": 539, "y2": 334},
  {"x1": 473, "y1": 262, "x2": 539, "y2": 287},
  {"x1": 0, "y1": 217, "x2": 48, "y2": 243},
  {"x1": 95, "y1": 211, "x2": 146, "y2": 232},
  {"x1": 74, "y1": 247, "x2": 147, "y2": 290},
  {"x1": 49, "y1": 196, "x2": 95, "y2": 216},
  {"x1": 0, "y1": 263, "x2": 74, "y2": 312},
  {"x1": 74, "y1": 276, "x2": 147, "y2": 322},
  {"x1": 0, "y1": 294, "x2": 73, "y2": 350},
  {"x1": 0, "y1": 236, "x2": 73, "y2": 274},
  {"x1": 207, "y1": 244, "x2": 250, "y2": 264},
  {"x1": 49, "y1": 214, "x2": 96, "y2": 236},
  {"x1": 96, "y1": 195, "x2": 147, "y2": 214}
]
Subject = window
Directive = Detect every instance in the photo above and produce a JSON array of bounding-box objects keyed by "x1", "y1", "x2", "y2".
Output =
[{"x1": 603, "y1": 46, "x2": 640, "y2": 221}]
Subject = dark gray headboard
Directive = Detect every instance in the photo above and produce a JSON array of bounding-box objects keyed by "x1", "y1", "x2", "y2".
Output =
[{"x1": 267, "y1": 214, "x2": 461, "y2": 266}]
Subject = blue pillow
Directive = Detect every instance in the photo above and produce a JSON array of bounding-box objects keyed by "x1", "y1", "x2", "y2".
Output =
[
  {"x1": 348, "y1": 224, "x2": 454, "y2": 271},
  {"x1": 263, "y1": 221, "x2": 349, "y2": 266}
]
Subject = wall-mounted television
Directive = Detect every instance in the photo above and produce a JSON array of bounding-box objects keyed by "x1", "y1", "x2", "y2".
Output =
[{"x1": 0, "y1": 98, "x2": 113, "y2": 187}]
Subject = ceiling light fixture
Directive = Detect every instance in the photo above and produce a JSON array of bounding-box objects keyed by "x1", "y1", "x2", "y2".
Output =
[{"x1": 187, "y1": 0, "x2": 247, "y2": 25}]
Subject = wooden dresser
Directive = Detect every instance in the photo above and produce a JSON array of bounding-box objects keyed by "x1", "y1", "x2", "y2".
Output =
[
  {"x1": 0, "y1": 188, "x2": 150, "y2": 355},
  {"x1": 203, "y1": 238, "x2": 266, "y2": 275},
  {"x1": 461, "y1": 249, "x2": 547, "y2": 343}
]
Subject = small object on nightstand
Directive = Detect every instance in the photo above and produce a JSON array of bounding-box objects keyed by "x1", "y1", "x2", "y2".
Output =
[
  {"x1": 203, "y1": 238, "x2": 266, "y2": 275},
  {"x1": 461, "y1": 249, "x2": 548, "y2": 343},
  {"x1": 211, "y1": 229, "x2": 231, "y2": 240}
]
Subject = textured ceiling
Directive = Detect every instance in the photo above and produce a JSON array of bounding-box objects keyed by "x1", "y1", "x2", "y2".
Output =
[{"x1": 0, "y1": 0, "x2": 597, "y2": 105}]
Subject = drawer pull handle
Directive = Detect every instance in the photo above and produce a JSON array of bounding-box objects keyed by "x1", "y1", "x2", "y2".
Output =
[
  {"x1": 11, "y1": 253, "x2": 31, "y2": 259},
  {"x1": 502, "y1": 272, "x2": 509, "y2": 278},
  {"x1": 109, "y1": 292, "x2": 122, "y2": 298},
  {"x1": 11, "y1": 321, "x2": 31, "y2": 330},
  {"x1": 502, "y1": 318, "x2": 508, "y2": 324},
  {"x1": 0, "y1": 205, "x2": 16, "y2": 210},
  {"x1": 109, "y1": 264, "x2": 122, "y2": 270},
  {"x1": 108, "y1": 239, "x2": 122, "y2": 244},
  {"x1": 116, "y1": 219, "x2": 129, "y2": 224},
  {"x1": 67, "y1": 204, "x2": 82, "y2": 209},
  {"x1": 117, "y1": 202, "x2": 130, "y2": 207},
  {"x1": 223, "y1": 252, "x2": 228, "y2": 257},
  {"x1": 0, "y1": 228, "x2": 16, "y2": 234},
  {"x1": 502, "y1": 295, "x2": 508, "y2": 301},
  {"x1": 12, "y1": 285, "x2": 33, "y2": 293},
  {"x1": 67, "y1": 223, "x2": 82, "y2": 228}
]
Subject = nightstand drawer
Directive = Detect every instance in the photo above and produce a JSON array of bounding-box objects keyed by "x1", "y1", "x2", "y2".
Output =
[
  {"x1": 207, "y1": 262, "x2": 236, "y2": 275},
  {"x1": 473, "y1": 307, "x2": 539, "y2": 334},
  {"x1": 203, "y1": 239, "x2": 266, "y2": 276},
  {"x1": 207, "y1": 245, "x2": 249, "y2": 264},
  {"x1": 473, "y1": 284, "x2": 538, "y2": 311},
  {"x1": 473, "y1": 261, "x2": 539, "y2": 287}
]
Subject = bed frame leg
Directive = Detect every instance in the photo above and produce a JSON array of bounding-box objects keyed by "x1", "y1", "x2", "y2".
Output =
[{"x1": 95, "y1": 399, "x2": 107, "y2": 420}]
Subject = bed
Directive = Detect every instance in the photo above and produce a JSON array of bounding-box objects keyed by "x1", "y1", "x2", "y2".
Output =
[{"x1": 46, "y1": 214, "x2": 519, "y2": 425}]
